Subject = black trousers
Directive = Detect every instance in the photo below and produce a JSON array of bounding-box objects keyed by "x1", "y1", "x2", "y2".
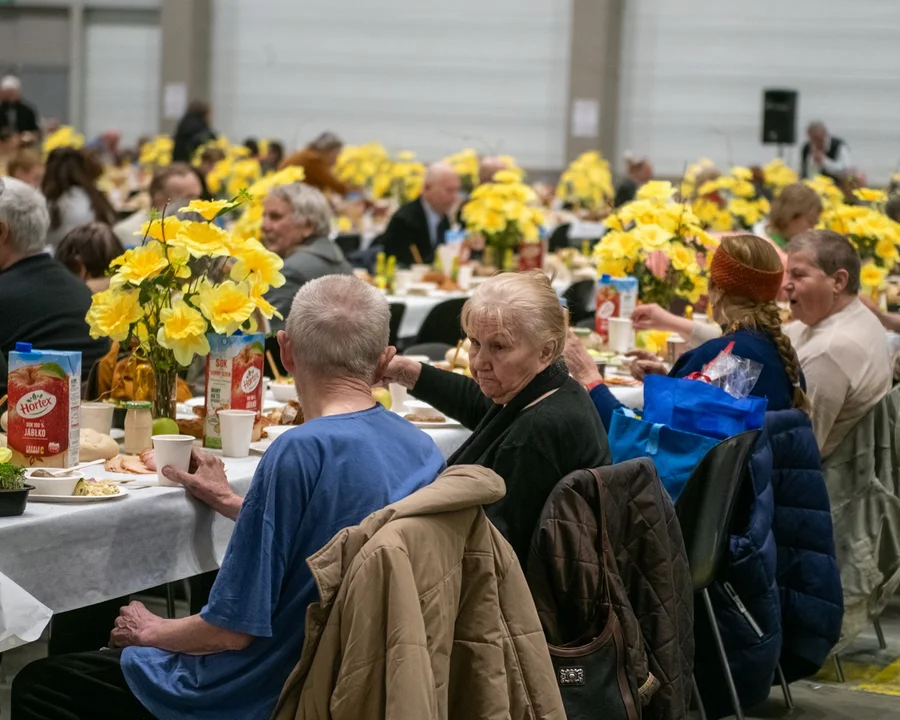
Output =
[{"x1": 11, "y1": 649, "x2": 155, "y2": 720}]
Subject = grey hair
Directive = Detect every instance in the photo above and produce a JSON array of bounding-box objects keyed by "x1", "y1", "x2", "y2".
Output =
[
  {"x1": 285, "y1": 274, "x2": 390, "y2": 383},
  {"x1": 268, "y1": 182, "x2": 332, "y2": 237},
  {"x1": 309, "y1": 131, "x2": 343, "y2": 153},
  {"x1": 787, "y1": 229, "x2": 861, "y2": 295},
  {"x1": 461, "y1": 270, "x2": 567, "y2": 361},
  {"x1": 0, "y1": 176, "x2": 50, "y2": 254},
  {"x1": 0, "y1": 76, "x2": 21, "y2": 91},
  {"x1": 807, "y1": 120, "x2": 826, "y2": 134}
]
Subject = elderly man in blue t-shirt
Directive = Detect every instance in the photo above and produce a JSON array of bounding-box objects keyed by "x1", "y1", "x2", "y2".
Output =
[{"x1": 13, "y1": 275, "x2": 446, "y2": 720}]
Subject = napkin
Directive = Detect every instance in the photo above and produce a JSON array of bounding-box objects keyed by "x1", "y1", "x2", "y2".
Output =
[{"x1": 0, "y1": 571, "x2": 53, "y2": 652}]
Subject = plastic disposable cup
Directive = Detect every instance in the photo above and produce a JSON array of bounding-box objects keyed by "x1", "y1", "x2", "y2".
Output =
[
  {"x1": 218, "y1": 409, "x2": 256, "y2": 458},
  {"x1": 81, "y1": 402, "x2": 115, "y2": 435},
  {"x1": 607, "y1": 317, "x2": 634, "y2": 354},
  {"x1": 389, "y1": 383, "x2": 409, "y2": 413},
  {"x1": 151, "y1": 434, "x2": 194, "y2": 486}
]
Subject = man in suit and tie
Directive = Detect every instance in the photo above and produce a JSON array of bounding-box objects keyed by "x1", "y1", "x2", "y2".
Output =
[{"x1": 381, "y1": 162, "x2": 460, "y2": 266}]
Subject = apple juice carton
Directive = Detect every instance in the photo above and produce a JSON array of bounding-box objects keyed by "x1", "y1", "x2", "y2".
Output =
[
  {"x1": 204, "y1": 333, "x2": 265, "y2": 449},
  {"x1": 595, "y1": 275, "x2": 638, "y2": 342},
  {"x1": 7, "y1": 343, "x2": 81, "y2": 468}
]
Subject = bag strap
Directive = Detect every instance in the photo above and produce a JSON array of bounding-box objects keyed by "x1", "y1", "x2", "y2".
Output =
[{"x1": 646, "y1": 423, "x2": 663, "y2": 455}]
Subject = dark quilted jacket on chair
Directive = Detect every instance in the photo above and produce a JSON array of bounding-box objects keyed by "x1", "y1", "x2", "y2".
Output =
[{"x1": 528, "y1": 460, "x2": 694, "y2": 720}]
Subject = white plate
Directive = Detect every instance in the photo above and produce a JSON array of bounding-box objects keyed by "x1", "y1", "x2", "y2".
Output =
[
  {"x1": 410, "y1": 420, "x2": 463, "y2": 430},
  {"x1": 182, "y1": 397, "x2": 284, "y2": 412},
  {"x1": 28, "y1": 487, "x2": 130, "y2": 503}
]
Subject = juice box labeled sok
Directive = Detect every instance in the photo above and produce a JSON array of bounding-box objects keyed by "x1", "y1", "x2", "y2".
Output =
[
  {"x1": 204, "y1": 333, "x2": 265, "y2": 449},
  {"x1": 7, "y1": 343, "x2": 81, "y2": 468}
]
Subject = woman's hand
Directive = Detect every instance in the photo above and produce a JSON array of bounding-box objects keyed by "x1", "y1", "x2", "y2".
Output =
[
  {"x1": 563, "y1": 330, "x2": 603, "y2": 387},
  {"x1": 630, "y1": 360, "x2": 668, "y2": 382},
  {"x1": 381, "y1": 355, "x2": 424, "y2": 389},
  {"x1": 630, "y1": 303, "x2": 676, "y2": 331}
]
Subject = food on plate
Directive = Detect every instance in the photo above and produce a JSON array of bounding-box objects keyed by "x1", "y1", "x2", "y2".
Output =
[
  {"x1": 264, "y1": 400, "x2": 304, "y2": 427},
  {"x1": 73, "y1": 478, "x2": 120, "y2": 496},
  {"x1": 104, "y1": 454, "x2": 155, "y2": 475},
  {"x1": 79, "y1": 429, "x2": 120, "y2": 462},
  {"x1": 271, "y1": 377, "x2": 295, "y2": 385},
  {"x1": 421, "y1": 271, "x2": 446, "y2": 285},
  {"x1": 371, "y1": 387, "x2": 392, "y2": 410},
  {"x1": 439, "y1": 279, "x2": 460, "y2": 292},
  {"x1": 152, "y1": 417, "x2": 180, "y2": 436},
  {"x1": 604, "y1": 376, "x2": 642, "y2": 387},
  {"x1": 405, "y1": 412, "x2": 446, "y2": 424},
  {"x1": 140, "y1": 448, "x2": 157, "y2": 472},
  {"x1": 177, "y1": 406, "x2": 206, "y2": 440}
]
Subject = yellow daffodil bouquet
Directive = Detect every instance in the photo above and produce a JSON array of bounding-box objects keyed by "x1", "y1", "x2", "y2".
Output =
[
  {"x1": 804, "y1": 175, "x2": 845, "y2": 213},
  {"x1": 444, "y1": 148, "x2": 480, "y2": 193},
  {"x1": 692, "y1": 166, "x2": 771, "y2": 232},
  {"x1": 229, "y1": 165, "x2": 307, "y2": 244},
  {"x1": 371, "y1": 151, "x2": 425, "y2": 205},
  {"x1": 595, "y1": 180, "x2": 717, "y2": 308},
  {"x1": 335, "y1": 142, "x2": 393, "y2": 195},
  {"x1": 462, "y1": 169, "x2": 545, "y2": 261},
  {"x1": 43, "y1": 126, "x2": 85, "y2": 156},
  {"x1": 85, "y1": 196, "x2": 286, "y2": 419},
  {"x1": 138, "y1": 135, "x2": 174, "y2": 168},
  {"x1": 820, "y1": 188, "x2": 900, "y2": 297},
  {"x1": 555, "y1": 151, "x2": 614, "y2": 215},
  {"x1": 762, "y1": 158, "x2": 798, "y2": 194}
]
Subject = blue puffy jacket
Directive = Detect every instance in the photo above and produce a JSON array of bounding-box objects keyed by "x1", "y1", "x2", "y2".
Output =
[{"x1": 694, "y1": 410, "x2": 843, "y2": 718}]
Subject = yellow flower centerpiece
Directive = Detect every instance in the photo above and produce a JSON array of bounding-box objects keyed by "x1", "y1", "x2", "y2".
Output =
[
  {"x1": 85, "y1": 196, "x2": 285, "y2": 419},
  {"x1": 335, "y1": 142, "x2": 393, "y2": 193},
  {"x1": 371, "y1": 151, "x2": 425, "y2": 205},
  {"x1": 139, "y1": 136, "x2": 174, "y2": 168},
  {"x1": 692, "y1": 166, "x2": 771, "y2": 231},
  {"x1": 820, "y1": 188, "x2": 900, "y2": 269},
  {"x1": 595, "y1": 180, "x2": 716, "y2": 308},
  {"x1": 43, "y1": 126, "x2": 85, "y2": 156},
  {"x1": 443, "y1": 148, "x2": 480, "y2": 192},
  {"x1": 555, "y1": 151, "x2": 614, "y2": 214},
  {"x1": 462, "y1": 169, "x2": 545, "y2": 267}
]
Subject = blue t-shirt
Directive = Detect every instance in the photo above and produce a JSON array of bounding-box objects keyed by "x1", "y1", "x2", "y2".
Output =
[{"x1": 122, "y1": 405, "x2": 445, "y2": 720}]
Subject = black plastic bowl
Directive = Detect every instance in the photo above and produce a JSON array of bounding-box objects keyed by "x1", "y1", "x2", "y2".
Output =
[{"x1": 0, "y1": 484, "x2": 33, "y2": 517}]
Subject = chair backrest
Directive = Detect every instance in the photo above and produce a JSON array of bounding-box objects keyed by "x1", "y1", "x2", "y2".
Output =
[
  {"x1": 675, "y1": 430, "x2": 761, "y2": 591},
  {"x1": 402, "y1": 342, "x2": 452, "y2": 361},
  {"x1": 334, "y1": 233, "x2": 362, "y2": 255},
  {"x1": 415, "y1": 297, "x2": 467, "y2": 345},
  {"x1": 563, "y1": 279, "x2": 596, "y2": 325},
  {"x1": 388, "y1": 303, "x2": 405, "y2": 347}
]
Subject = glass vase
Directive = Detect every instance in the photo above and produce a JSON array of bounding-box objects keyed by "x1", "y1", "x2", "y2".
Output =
[{"x1": 151, "y1": 366, "x2": 178, "y2": 420}]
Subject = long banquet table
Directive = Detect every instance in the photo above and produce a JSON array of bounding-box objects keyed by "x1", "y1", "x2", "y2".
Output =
[{"x1": 0, "y1": 384, "x2": 640, "y2": 651}]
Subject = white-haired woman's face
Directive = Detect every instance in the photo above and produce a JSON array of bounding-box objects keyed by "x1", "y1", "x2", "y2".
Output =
[
  {"x1": 467, "y1": 318, "x2": 552, "y2": 405},
  {"x1": 261, "y1": 196, "x2": 312, "y2": 258}
]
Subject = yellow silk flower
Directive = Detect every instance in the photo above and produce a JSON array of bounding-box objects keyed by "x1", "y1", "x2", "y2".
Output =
[
  {"x1": 249, "y1": 278, "x2": 282, "y2": 320},
  {"x1": 230, "y1": 240, "x2": 286, "y2": 288},
  {"x1": 637, "y1": 181, "x2": 676, "y2": 203},
  {"x1": 110, "y1": 242, "x2": 169, "y2": 288},
  {"x1": 172, "y1": 221, "x2": 231, "y2": 258},
  {"x1": 853, "y1": 188, "x2": 888, "y2": 204},
  {"x1": 875, "y1": 236, "x2": 900, "y2": 264},
  {"x1": 139, "y1": 216, "x2": 186, "y2": 243},
  {"x1": 87, "y1": 289, "x2": 144, "y2": 342},
  {"x1": 633, "y1": 224, "x2": 673, "y2": 250},
  {"x1": 196, "y1": 281, "x2": 256, "y2": 335},
  {"x1": 179, "y1": 199, "x2": 231, "y2": 222},
  {"x1": 157, "y1": 300, "x2": 211, "y2": 366},
  {"x1": 860, "y1": 263, "x2": 887, "y2": 289},
  {"x1": 670, "y1": 243, "x2": 700, "y2": 273}
]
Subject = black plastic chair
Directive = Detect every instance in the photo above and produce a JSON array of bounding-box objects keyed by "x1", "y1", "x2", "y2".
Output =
[
  {"x1": 547, "y1": 222, "x2": 572, "y2": 252},
  {"x1": 403, "y1": 343, "x2": 452, "y2": 361},
  {"x1": 675, "y1": 430, "x2": 761, "y2": 720},
  {"x1": 389, "y1": 303, "x2": 406, "y2": 348},
  {"x1": 334, "y1": 233, "x2": 362, "y2": 255},
  {"x1": 415, "y1": 298, "x2": 467, "y2": 346},
  {"x1": 563, "y1": 279, "x2": 596, "y2": 325}
]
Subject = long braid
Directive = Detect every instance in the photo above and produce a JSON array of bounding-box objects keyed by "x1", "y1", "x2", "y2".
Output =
[{"x1": 726, "y1": 301, "x2": 810, "y2": 413}]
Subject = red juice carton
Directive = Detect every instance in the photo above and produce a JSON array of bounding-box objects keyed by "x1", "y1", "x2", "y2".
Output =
[
  {"x1": 595, "y1": 275, "x2": 638, "y2": 342},
  {"x1": 204, "y1": 333, "x2": 265, "y2": 449},
  {"x1": 7, "y1": 343, "x2": 81, "y2": 468}
]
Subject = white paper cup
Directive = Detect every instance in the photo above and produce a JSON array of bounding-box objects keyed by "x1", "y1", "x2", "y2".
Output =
[
  {"x1": 410, "y1": 264, "x2": 431, "y2": 282},
  {"x1": 393, "y1": 269, "x2": 415, "y2": 295},
  {"x1": 81, "y1": 402, "x2": 115, "y2": 435},
  {"x1": 457, "y1": 264, "x2": 474, "y2": 291},
  {"x1": 218, "y1": 410, "x2": 256, "y2": 458},
  {"x1": 607, "y1": 317, "x2": 634, "y2": 354},
  {"x1": 152, "y1": 434, "x2": 195, "y2": 486},
  {"x1": 389, "y1": 383, "x2": 409, "y2": 414}
]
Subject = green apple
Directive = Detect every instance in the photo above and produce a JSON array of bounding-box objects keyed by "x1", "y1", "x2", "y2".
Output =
[
  {"x1": 587, "y1": 349, "x2": 605, "y2": 361},
  {"x1": 152, "y1": 417, "x2": 179, "y2": 436}
]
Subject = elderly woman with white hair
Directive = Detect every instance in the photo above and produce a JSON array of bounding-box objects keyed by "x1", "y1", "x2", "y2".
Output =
[
  {"x1": 384, "y1": 270, "x2": 611, "y2": 566},
  {"x1": 14, "y1": 275, "x2": 445, "y2": 720},
  {"x1": 0, "y1": 177, "x2": 108, "y2": 396},
  {"x1": 262, "y1": 182, "x2": 353, "y2": 330}
]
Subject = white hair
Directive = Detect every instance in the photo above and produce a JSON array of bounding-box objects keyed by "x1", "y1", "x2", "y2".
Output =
[
  {"x1": 0, "y1": 177, "x2": 50, "y2": 254},
  {"x1": 268, "y1": 182, "x2": 332, "y2": 237},
  {"x1": 285, "y1": 274, "x2": 390, "y2": 382},
  {"x1": 0, "y1": 76, "x2": 21, "y2": 91}
]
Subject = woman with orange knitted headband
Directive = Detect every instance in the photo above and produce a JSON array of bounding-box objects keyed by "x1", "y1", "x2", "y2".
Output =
[{"x1": 566, "y1": 234, "x2": 808, "y2": 429}]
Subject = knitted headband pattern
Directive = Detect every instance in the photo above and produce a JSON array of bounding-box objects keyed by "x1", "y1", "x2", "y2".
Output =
[{"x1": 709, "y1": 247, "x2": 784, "y2": 303}]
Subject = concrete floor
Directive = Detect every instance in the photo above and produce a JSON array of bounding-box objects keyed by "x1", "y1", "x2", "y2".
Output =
[{"x1": 3, "y1": 599, "x2": 899, "y2": 718}]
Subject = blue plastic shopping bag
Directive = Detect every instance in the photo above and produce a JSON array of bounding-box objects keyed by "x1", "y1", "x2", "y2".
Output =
[
  {"x1": 642, "y1": 374, "x2": 767, "y2": 441},
  {"x1": 608, "y1": 408, "x2": 720, "y2": 502}
]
